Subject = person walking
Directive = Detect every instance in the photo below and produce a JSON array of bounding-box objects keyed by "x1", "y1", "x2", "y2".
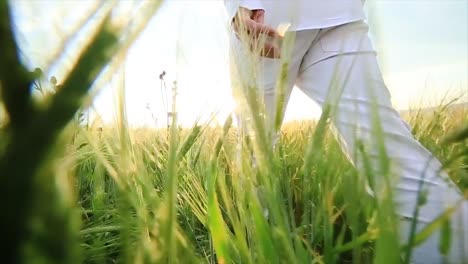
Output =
[{"x1": 224, "y1": 1, "x2": 467, "y2": 263}]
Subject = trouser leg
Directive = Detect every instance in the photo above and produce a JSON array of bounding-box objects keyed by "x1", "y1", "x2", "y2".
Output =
[
  {"x1": 229, "y1": 30, "x2": 319, "y2": 146},
  {"x1": 296, "y1": 21, "x2": 467, "y2": 263}
]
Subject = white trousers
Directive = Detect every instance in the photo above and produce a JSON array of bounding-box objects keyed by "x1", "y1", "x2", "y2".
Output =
[{"x1": 230, "y1": 20, "x2": 467, "y2": 263}]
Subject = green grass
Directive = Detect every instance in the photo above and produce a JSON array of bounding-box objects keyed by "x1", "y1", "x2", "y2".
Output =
[
  {"x1": 1, "y1": 2, "x2": 467, "y2": 263},
  {"x1": 63, "y1": 103, "x2": 465, "y2": 264}
]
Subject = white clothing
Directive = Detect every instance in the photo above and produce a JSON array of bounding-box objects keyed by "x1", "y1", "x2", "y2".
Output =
[
  {"x1": 224, "y1": 0, "x2": 365, "y2": 31},
  {"x1": 230, "y1": 19, "x2": 468, "y2": 263}
]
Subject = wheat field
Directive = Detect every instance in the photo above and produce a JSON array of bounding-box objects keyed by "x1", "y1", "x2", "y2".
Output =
[{"x1": 1, "y1": 2, "x2": 467, "y2": 263}]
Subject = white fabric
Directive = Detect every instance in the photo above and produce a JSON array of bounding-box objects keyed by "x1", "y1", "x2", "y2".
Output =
[
  {"x1": 224, "y1": 0, "x2": 366, "y2": 30},
  {"x1": 230, "y1": 20, "x2": 468, "y2": 263}
]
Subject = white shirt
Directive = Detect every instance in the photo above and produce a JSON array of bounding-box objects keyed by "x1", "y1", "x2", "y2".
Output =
[{"x1": 224, "y1": 0, "x2": 366, "y2": 31}]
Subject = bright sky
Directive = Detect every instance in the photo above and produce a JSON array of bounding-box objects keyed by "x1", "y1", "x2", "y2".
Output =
[{"x1": 11, "y1": 0, "x2": 468, "y2": 128}]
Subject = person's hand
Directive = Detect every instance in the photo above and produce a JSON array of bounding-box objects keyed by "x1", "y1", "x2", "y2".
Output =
[{"x1": 232, "y1": 7, "x2": 281, "y2": 58}]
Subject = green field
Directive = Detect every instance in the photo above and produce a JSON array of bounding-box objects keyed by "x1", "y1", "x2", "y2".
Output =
[
  {"x1": 68, "y1": 105, "x2": 468, "y2": 263},
  {"x1": 2, "y1": 100, "x2": 467, "y2": 263},
  {"x1": 1, "y1": 2, "x2": 467, "y2": 263}
]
